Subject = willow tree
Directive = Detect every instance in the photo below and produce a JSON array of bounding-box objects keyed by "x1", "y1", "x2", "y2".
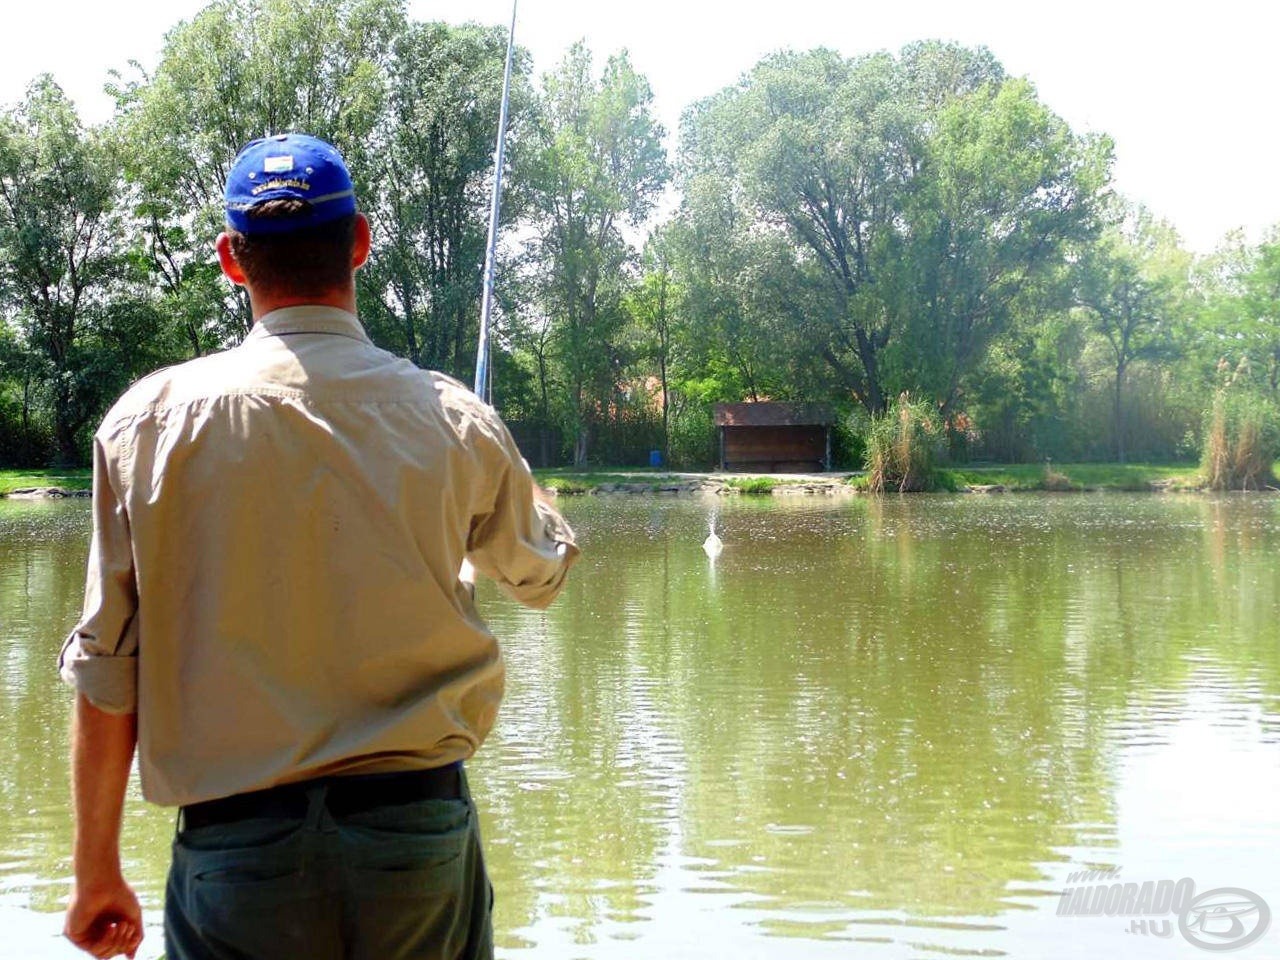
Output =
[
  {"x1": 678, "y1": 42, "x2": 1110, "y2": 417},
  {"x1": 525, "y1": 44, "x2": 668, "y2": 465}
]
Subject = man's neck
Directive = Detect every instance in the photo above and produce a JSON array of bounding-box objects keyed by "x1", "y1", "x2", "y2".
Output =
[{"x1": 249, "y1": 286, "x2": 356, "y2": 322}]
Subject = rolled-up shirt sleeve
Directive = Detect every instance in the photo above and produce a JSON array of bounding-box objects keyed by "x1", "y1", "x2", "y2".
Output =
[
  {"x1": 466, "y1": 414, "x2": 580, "y2": 610},
  {"x1": 58, "y1": 431, "x2": 139, "y2": 714}
]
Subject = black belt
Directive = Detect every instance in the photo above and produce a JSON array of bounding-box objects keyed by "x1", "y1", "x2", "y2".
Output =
[{"x1": 180, "y1": 763, "x2": 464, "y2": 831}]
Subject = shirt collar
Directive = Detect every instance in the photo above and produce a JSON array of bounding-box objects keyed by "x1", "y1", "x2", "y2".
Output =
[{"x1": 244, "y1": 306, "x2": 372, "y2": 345}]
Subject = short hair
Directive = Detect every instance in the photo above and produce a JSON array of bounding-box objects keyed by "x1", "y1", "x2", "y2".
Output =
[{"x1": 227, "y1": 199, "x2": 357, "y2": 298}]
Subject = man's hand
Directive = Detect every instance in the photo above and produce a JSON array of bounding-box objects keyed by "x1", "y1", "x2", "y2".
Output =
[
  {"x1": 66, "y1": 695, "x2": 139, "y2": 958},
  {"x1": 64, "y1": 873, "x2": 143, "y2": 959}
]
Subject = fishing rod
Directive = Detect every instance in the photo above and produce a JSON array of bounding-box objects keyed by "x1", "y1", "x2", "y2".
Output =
[{"x1": 474, "y1": 0, "x2": 518, "y2": 404}]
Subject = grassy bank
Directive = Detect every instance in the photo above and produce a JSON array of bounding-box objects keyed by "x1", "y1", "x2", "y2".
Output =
[
  {"x1": 0, "y1": 468, "x2": 92, "y2": 496},
  {"x1": 841, "y1": 462, "x2": 1220, "y2": 493},
  {"x1": 934, "y1": 462, "x2": 1208, "y2": 492},
  {"x1": 533, "y1": 468, "x2": 803, "y2": 495},
  {"x1": 535, "y1": 469, "x2": 676, "y2": 495},
  {"x1": 7, "y1": 461, "x2": 1278, "y2": 499},
  {"x1": 537, "y1": 461, "x2": 1280, "y2": 495}
]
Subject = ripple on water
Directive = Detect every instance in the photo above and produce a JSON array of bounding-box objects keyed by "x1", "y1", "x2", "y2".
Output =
[{"x1": 4, "y1": 495, "x2": 1280, "y2": 959}]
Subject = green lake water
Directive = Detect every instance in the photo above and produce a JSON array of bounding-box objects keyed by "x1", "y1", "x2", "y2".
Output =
[{"x1": 1, "y1": 493, "x2": 1278, "y2": 959}]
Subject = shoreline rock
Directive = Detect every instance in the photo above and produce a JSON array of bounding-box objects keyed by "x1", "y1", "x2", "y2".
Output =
[
  {"x1": 1, "y1": 487, "x2": 92, "y2": 500},
  {"x1": 571, "y1": 478, "x2": 856, "y2": 497}
]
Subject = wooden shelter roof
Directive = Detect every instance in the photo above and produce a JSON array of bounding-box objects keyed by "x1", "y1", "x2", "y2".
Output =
[{"x1": 713, "y1": 402, "x2": 835, "y2": 427}]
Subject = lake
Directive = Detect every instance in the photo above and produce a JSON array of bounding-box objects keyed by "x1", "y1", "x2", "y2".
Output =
[{"x1": 2, "y1": 493, "x2": 1278, "y2": 958}]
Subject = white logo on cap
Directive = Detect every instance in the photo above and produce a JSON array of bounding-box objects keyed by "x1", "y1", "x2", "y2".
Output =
[{"x1": 263, "y1": 155, "x2": 294, "y2": 173}]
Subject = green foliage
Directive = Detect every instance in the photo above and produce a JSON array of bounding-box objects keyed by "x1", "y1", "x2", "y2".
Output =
[
  {"x1": 540, "y1": 476, "x2": 590, "y2": 496},
  {"x1": 677, "y1": 41, "x2": 1108, "y2": 417},
  {"x1": 522, "y1": 43, "x2": 669, "y2": 466},
  {"x1": 897, "y1": 77, "x2": 1110, "y2": 415},
  {"x1": 625, "y1": 234, "x2": 683, "y2": 456},
  {"x1": 828, "y1": 413, "x2": 865, "y2": 470},
  {"x1": 358, "y1": 19, "x2": 534, "y2": 379},
  {"x1": 0, "y1": 77, "x2": 168, "y2": 464},
  {"x1": 864, "y1": 394, "x2": 946, "y2": 492},
  {"x1": 960, "y1": 313, "x2": 1082, "y2": 461},
  {"x1": 935, "y1": 462, "x2": 1201, "y2": 492},
  {"x1": 112, "y1": 0, "x2": 406, "y2": 344},
  {"x1": 725, "y1": 476, "x2": 776, "y2": 495},
  {"x1": 4, "y1": 21, "x2": 1280, "y2": 477},
  {"x1": 1204, "y1": 228, "x2": 1280, "y2": 398},
  {"x1": 666, "y1": 403, "x2": 716, "y2": 469},
  {"x1": 1076, "y1": 203, "x2": 1190, "y2": 461}
]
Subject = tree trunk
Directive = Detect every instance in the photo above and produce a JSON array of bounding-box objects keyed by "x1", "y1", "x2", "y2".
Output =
[
  {"x1": 573, "y1": 381, "x2": 588, "y2": 467},
  {"x1": 20, "y1": 372, "x2": 33, "y2": 463},
  {"x1": 855, "y1": 327, "x2": 886, "y2": 416},
  {"x1": 659, "y1": 350, "x2": 669, "y2": 460},
  {"x1": 1114, "y1": 360, "x2": 1126, "y2": 464},
  {"x1": 54, "y1": 417, "x2": 79, "y2": 468}
]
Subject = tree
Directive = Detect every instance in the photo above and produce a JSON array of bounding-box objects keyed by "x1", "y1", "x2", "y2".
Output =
[
  {"x1": 663, "y1": 174, "x2": 814, "y2": 408},
  {"x1": 1076, "y1": 205, "x2": 1188, "y2": 461},
  {"x1": 678, "y1": 42, "x2": 1109, "y2": 417},
  {"x1": 357, "y1": 21, "x2": 534, "y2": 379},
  {"x1": 111, "y1": 0, "x2": 403, "y2": 346},
  {"x1": 897, "y1": 78, "x2": 1109, "y2": 417},
  {"x1": 627, "y1": 232, "x2": 681, "y2": 457},
  {"x1": 1236, "y1": 229, "x2": 1280, "y2": 396},
  {"x1": 525, "y1": 44, "x2": 668, "y2": 465},
  {"x1": 0, "y1": 78, "x2": 160, "y2": 464}
]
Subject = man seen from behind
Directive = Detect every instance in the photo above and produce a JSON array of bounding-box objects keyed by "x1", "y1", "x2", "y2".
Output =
[{"x1": 58, "y1": 133, "x2": 579, "y2": 960}]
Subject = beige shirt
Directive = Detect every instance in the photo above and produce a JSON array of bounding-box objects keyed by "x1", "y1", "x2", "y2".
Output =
[{"x1": 59, "y1": 306, "x2": 578, "y2": 807}]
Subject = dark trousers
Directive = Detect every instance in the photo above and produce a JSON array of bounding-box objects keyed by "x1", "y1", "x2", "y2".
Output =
[{"x1": 164, "y1": 770, "x2": 493, "y2": 960}]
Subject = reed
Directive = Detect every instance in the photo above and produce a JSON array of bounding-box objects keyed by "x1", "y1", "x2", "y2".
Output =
[
  {"x1": 864, "y1": 394, "x2": 944, "y2": 493},
  {"x1": 1201, "y1": 389, "x2": 1279, "y2": 491}
]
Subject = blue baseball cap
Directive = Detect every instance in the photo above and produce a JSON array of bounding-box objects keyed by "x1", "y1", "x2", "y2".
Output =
[{"x1": 224, "y1": 133, "x2": 356, "y2": 235}]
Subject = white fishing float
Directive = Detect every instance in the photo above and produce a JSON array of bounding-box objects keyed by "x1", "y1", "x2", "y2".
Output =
[{"x1": 703, "y1": 514, "x2": 723, "y2": 556}]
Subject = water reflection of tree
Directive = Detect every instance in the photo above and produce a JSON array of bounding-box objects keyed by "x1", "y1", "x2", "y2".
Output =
[
  {"x1": 472, "y1": 494, "x2": 1280, "y2": 945},
  {"x1": 3, "y1": 494, "x2": 1279, "y2": 945},
  {"x1": 0, "y1": 504, "x2": 173, "y2": 912},
  {"x1": 474, "y1": 542, "x2": 682, "y2": 948}
]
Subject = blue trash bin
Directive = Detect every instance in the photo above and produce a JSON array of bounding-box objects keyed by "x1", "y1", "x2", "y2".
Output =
[{"x1": 649, "y1": 449, "x2": 663, "y2": 468}]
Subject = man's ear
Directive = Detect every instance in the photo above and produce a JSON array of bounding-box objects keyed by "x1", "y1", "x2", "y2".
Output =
[
  {"x1": 215, "y1": 233, "x2": 247, "y2": 286},
  {"x1": 353, "y1": 213, "x2": 371, "y2": 270}
]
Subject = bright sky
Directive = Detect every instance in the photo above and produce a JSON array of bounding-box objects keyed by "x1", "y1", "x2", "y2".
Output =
[{"x1": 3, "y1": 0, "x2": 1277, "y2": 253}]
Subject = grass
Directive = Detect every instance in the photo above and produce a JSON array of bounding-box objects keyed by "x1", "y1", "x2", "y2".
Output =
[
  {"x1": 938, "y1": 462, "x2": 1205, "y2": 492},
  {"x1": 536, "y1": 462, "x2": 1262, "y2": 495},
  {"x1": 724, "y1": 476, "x2": 777, "y2": 495},
  {"x1": 0, "y1": 468, "x2": 92, "y2": 495},
  {"x1": 535, "y1": 467, "x2": 701, "y2": 495},
  {"x1": 536, "y1": 468, "x2": 675, "y2": 495},
  {"x1": 533, "y1": 468, "x2": 830, "y2": 495}
]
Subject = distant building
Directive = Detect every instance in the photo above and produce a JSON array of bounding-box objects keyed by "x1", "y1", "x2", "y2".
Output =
[{"x1": 713, "y1": 402, "x2": 835, "y2": 472}]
